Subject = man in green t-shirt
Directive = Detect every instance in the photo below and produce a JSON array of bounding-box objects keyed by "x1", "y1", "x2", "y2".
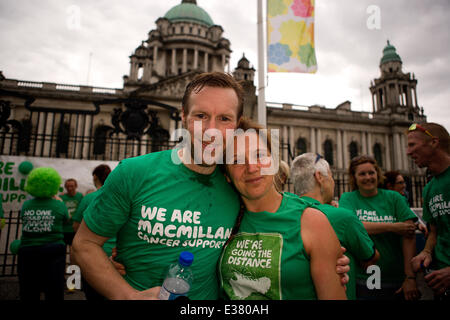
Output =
[
  {"x1": 61, "y1": 178, "x2": 83, "y2": 246},
  {"x1": 408, "y1": 122, "x2": 450, "y2": 299},
  {"x1": 290, "y1": 153, "x2": 380, "y2": 300},
  {"x1": 72, "y1": 72, "x2": 245, "y2": 300}
]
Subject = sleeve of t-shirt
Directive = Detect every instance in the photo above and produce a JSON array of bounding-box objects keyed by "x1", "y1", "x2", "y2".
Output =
[
  {"x1": 391, "y1": 190, "x2": 418, "y2": 222},
  {"x1": 83, "y1": 161, "x2": 132, "y2": 238},
  {"x1": 338, "y1": 192, "x2": 356, "y2": 213},
  {"x1": 343, "y1": 210, "x2": 376, "y2": 261},
  {"x1": 72, "y1": 194, "x2": 91, "y2": 223}
]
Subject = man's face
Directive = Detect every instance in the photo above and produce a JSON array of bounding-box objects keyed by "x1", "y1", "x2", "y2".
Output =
[
  {"x1": 182, "y1": 86, "x2": 240, "y2": 166},
  {"x1": 65, "y1": 181, "x2": 77, "y2": 196},
  {"x1": 407, "y1": 131, "x2": 433, "y2": 168}
]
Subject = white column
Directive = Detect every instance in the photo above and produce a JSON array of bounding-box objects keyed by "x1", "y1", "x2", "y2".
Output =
[
  {"x1": 310, "y1": 127, "x2": 316, "y2": 154},
  {"x1": 394, "y1": 133, "x2": 402, "y2": 170},
  {"x1": 289, "y1": 126, "x2": 294, "y2": 161},
  {"x1": 153, "y1": 46, "x2": 158, "y2": 63},
  {"x1": 337, "y1": 129, "x2": 343, "y2": 169},
  {"x1": 283, "y1": 126, "x2": 288, "y2": 162},
  {"x1": 194, "y1": 49, "x2": 198, "y2": 69},
  {"x1": 384, "y1": 133, "x2": 392, "y2": 171},
  {"x1": 362, "y1": 132, "x2": 367, "y2": 155},
  {"x1": 316, "y1": 128, "x2": 322, "y2": 155},
  {"x1": 182, "y1": 48, "x2": 187, "y2": 73},
  {"x1": 343, "y1": 130, "x2": 349, "y2": 169},
  {"x1": 171, "y1": 48, "x2": 177, "y2": 74},
  {"x1": 367, "y1": 132, "x2": 373, "y2": 157},
  {"x1": 204, "y1": 52, "x2": 209, "y2": 72}
]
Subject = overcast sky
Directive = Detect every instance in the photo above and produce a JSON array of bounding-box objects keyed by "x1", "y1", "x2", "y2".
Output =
[{"x1": 1, "y1": 0, "x2": 449, "y2": 130}]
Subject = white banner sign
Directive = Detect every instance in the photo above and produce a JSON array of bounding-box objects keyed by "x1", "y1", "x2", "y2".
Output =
[{"x1": 0, "y1": 155, "x2": 118, "y2": 211}]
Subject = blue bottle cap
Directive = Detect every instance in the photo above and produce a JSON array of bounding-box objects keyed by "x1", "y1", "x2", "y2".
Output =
[{"x1": 179, "y1": 251, "x2": 194, "y2": 267}]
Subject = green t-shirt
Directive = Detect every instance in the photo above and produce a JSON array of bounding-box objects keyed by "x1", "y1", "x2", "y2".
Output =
[
  {"x1": 339, "y1": 188, "x2": 417, "y2": 284},
  {"x1": 422, "y1": 166, "x2": 450, "y2": 269},
  {"x1": 20, "y1": 198, "x2": 69, "y2": 247},
  {"x1": 61, "y1": 192, "x2": 83, "y2": 233},
  {"x1": 83, "y1": 150, "x2": 240, "y2": 300},
  {"x1": 73, "y1": 189, "x2": 116, "y2": 257},
  {"x1": 300, "y1": 195, "x2": 376, "y2": 300},
  {"x1": 219, "y1": 193, "x2": 317, "y2": 300}
]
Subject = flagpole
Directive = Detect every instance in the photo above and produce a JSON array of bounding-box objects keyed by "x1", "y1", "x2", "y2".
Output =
[{"x1": 257, "y1": 0, "x2": 266, "y2": 127}]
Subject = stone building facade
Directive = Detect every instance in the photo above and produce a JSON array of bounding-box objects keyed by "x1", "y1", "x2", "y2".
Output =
[{"x1": 0, "y1": 0, "x2": 427, "y2": 202}]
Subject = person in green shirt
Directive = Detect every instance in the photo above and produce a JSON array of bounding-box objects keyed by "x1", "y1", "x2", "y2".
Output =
[
  {"x1": 219, "y1": 120, "x2": 347, "y2": 300},
  {"x1": 340, "y1": 155, "x2": 420, "y2": 300},
  {"x1": 18, "y1": 167, "x2": 69, "y2": 300},
  {"x1": 290, "y1": 152, "x2": 380, "y2": 300},
  {"x1": 72, "y1": 164, "x2": 113, "y2": 301},
  {"x1": 408, "y1": 122, "x2": 450, "y2": 300},
  {"x1": 61, "y1": 178, "x2": 83, "y2": 246},
  {"x1": 72, "y1": 72, "x2": 245, "y2": 300}
]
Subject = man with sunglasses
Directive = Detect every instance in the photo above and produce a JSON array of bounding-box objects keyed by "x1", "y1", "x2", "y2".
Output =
[{"x1": 407, "y1": 122, "x2": 450, "y2": 300}]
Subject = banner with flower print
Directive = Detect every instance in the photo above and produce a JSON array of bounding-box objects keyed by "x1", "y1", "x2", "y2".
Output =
[{"x1": 267, "y1": 0, "x2": 317, "y2": 73}]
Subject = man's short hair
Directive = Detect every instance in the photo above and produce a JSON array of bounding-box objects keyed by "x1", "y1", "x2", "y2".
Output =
[
  {"x1": 291, "y1": 153, "x2": 330, "y2": 196},
  {"x1": 420, "y1": 123, "x2": 450, "y2": 155},
  {"x1": 181, "y1": 72, "x2": 245, "y2": 119}
]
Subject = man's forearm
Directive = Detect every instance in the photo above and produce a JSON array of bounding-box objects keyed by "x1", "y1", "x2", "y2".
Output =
[
  {"x1": 402, "y1": 236, "x2": 417, "y2": 277},
  {"x1": 362, "y1": 222, "x2": 393, "y2": 235},
  {"x1": 72, "y1": 222, "x2": 138, "y2": 300}
]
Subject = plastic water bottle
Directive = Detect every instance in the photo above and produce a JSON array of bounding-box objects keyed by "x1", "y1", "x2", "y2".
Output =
[{"x1": 158, "y1": 251, "x2": 194, "y2": 300}]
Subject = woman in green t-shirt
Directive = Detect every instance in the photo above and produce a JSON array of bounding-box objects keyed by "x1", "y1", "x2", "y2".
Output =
[
  {"x1": 17, "y1": 167, "x2": 69, "y2": 300},
  {"x1": 339, "y1": 155, "x2": 420, "y2": 300},
  {"x1": 218, "y1": 119, "x2": 347, "y2": 300}
]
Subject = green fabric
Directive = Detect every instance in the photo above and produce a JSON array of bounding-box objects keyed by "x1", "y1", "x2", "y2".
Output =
[
  {"x1": 300, "y1": 195, "x2": 375, "y2": 300},
  {"x1": 219, "y1": 193, "x2": 317, "y2": 300},
  {"x1": 20, "y1": 198, "x2": 69, "y2": 247},
  {"x1": 339, "y1": 188, "x2": 417, "y2": 283},
  {"x1": 83, "y1": 150, "x2": 240, "y2": 300},
  {"x1": 422, "y1": 167, "x2": 450, "y2": 269},
  {"x1": 73, "y1": 189, "x2": 116, "y2": 257},
  {"x1": 61, "y1": 192, "x2": 83, "y2": 233}
]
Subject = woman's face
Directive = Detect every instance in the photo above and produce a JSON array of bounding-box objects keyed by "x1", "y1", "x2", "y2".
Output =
[
  {"x1": 226, "y1": 132, "x2": 275, "y2": 201},
  {"x1": 354, "y1": 162, "x2": 378, "y2": 194},
  {"x1": 391, "y1": 174, "x2": 406, "y2": 195}
]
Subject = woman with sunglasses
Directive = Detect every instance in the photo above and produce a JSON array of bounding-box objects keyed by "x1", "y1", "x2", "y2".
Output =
[
  {"x1": 339, "y1": 155, "x2": 420, "y2": 300},
  {"x1": 218, "y1": 119, "x2": 347, "y2": 300}
]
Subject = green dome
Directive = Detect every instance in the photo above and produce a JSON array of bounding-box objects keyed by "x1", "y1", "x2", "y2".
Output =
[
  {"x1": 380, "y1": 40, "x2": 402, "y2": 65},
  {"x1": 164, "y1": 1, "x2": 214, "y2": 27}
]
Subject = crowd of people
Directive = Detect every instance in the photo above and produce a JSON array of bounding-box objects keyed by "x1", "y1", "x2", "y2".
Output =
[{"x1": 6, "y1": 72, "x2": 449, "y2": 301}]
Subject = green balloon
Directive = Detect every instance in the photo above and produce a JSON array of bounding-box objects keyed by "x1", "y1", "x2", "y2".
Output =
[
  {"x1": 10, "y1": 239, "x2": 21, "y2": 255},
  {"x1": 18, "y1": 161, "x2": 34, "y2": 175}
]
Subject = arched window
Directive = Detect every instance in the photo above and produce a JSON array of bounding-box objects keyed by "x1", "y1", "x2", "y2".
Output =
[
  {"x1": 296, "y1": 137, "x2": 307, "y2": 155},
  {"x1": 373, "y1": 143, "x2": 383, "y2": 167},
  {"x1": 349, "y1": 141, "x2": 358, "y2": 160},
  {"x1": 324, "y1": 139, "x2": 334, "y2": 166}
]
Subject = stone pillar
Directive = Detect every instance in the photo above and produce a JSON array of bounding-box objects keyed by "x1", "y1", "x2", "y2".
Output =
[
  {"x1": 289, "y1": 126, "x2": 294, "y2": 161},
  {"x1": 337, "y1": 129, "x2": 343, "y2": 169},
  {"x1": 182, "y1": 48, "x2": 187, "y2": 73},
  {"x1": 384, "y1": 133, "x2": 392, "y2": 171},
  {"x1": 394, "y1": 133, "x2": 402, "y2": 170},
  {"x1": 204, "y1": 52, "x2": 209, "y2": 72},
  {"x1": 362, "y1": 132, "x2": 367, "y2": 155},
  {"x1": 283, "y1": 126, "x2": 288, "y2": 162},
  {"x1": 171, "y1": 48, "x2": 177, "y2": 74},
  {"x1": 194, "y1": 49, "x2": 199, "y2": 69},
  {"x1": 367, "y1": 132, "x2": 373, "y2": 157},
  {"x1": 310, "y1": 127, "x2": 316, "y2": 154},
  {"x1": 343, "y1": 130, "x2": 349, "y2": 169},
  {"x1": 316, "y1": 128, "x2": 322, "y2": 155}
]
